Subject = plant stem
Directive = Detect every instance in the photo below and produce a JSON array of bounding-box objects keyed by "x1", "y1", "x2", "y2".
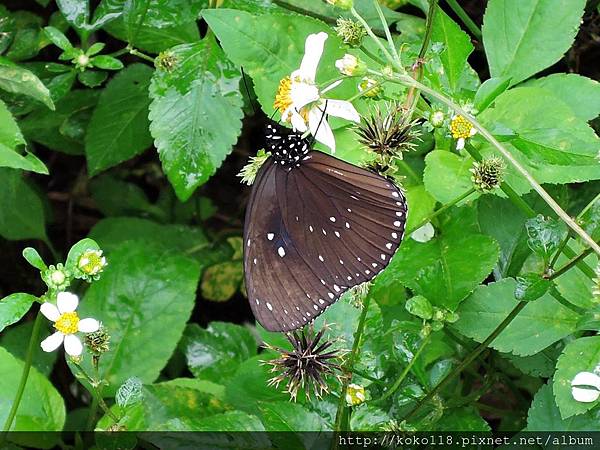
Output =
[
  {"x1": 1, "y1": 311, "x2": 43, "y2": 435},
  {"x1": 351, "y1": 7, "x2": 402, "y2": 72},
  {"x1": 400, "y1": 300, "x2": 527, "y2": 423},
  {"x1": 372, "y1": 0, "x2": 401, "y2": 65},
  {"x1": 128, "y1": 47, "x2": 155, "y2": 63},
  {"x1": 359, "y1": 45, "x2": 387, "y2": 67},
  {"x1": 406, "y1": 187, "x2": 476, "y2": 235},
  {"x1": 379, "y1": 71, "x2": 600, "y2": 257},
  {"x1": 374, "y1": 333, "x2": 431, "y2": 403},
  {"x1": 445, "y1": 0, "x2": 482, "y2": 40},
  {"x1": 549, "y1": 247, "x2": 595, "y2": 280},
  {"x1": 73, "y1": 362, "x2": 119, "y2": 423},
  {"x1": 332, "y1": 294, "x2": 372, "y2": 447}
]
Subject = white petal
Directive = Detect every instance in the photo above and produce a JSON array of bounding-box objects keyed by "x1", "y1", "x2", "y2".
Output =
[
  {"x1": 572, "y1": 387, "x2": 600, "y2": 403},
  {"x1": 289, "y1": 110, "x2": 308, "y2": 132},
  {"x1": 309, "y1": 108, "x2": 335, "y2": 152},
  {"x1": 57, "y1": 292, "x2": 79, "y2": 313},
  {"x1": 324, "y1": 99, "x2": 360, "y2": 123},
  {"x1": 411, "y1": 222, "x2": 435, "y2": 243},
  {"x1": 297, "y1": 32, "x2": 328, "y2": 82},
  {"x1": 78, "y1": 318, "x2": 100, "y2": 333},
  {"x1": 469, "y1": 127, "x2": 477, "y2": 136},
  {"x1": 572, "y1": 372, "x2": 600, "y2": 390},
  {"x1": 40, "y1": 332, "x2": 64, "y2": 352},
  {"x1": 64, "y1": 334, "x2": 83, "y2": 357},
  {"x1": 290, "y1": 81, "x2": 319, "y2": 110},
  {"x1": 322, "y1": 79, "x2": 343, "y2": 94},
  {"x1": 40, "y1": 302, "x2": 60, "y2": 322},
  {"x1": 456, "y1": 137, "x2": 465, "y2": 150}
]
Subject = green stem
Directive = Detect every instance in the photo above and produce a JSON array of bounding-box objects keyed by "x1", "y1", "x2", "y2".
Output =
[
  {"x1": 400, "y1": 300, "x2": 527, "y2": 423},
  {"x1": 379, "y1": 71, "x2": 600, "y2": 257},
  {"x1": 1, "y1": 311, "x2": 43, "y2": 435},
  {"x1": 332, "y1": 294, "x2": 372, "y2": 446},
  {"x1": 372, "y1": 0, "x2": 401, "y2": 65},
  {"x1": 350, "y1": 7, "x2": 402, "y2": 72},
  {"x1": 359, "y1": 45, "x2": 387, "y2": 67},
  {"x1": 374, "y1": 333, "x2": 431, "y2": 403},
  {"x1": 549, "y1": 247, "x2": 594, "y2": 280},
  {"x1": 445, "y1": 0, "x2": 482, "y2": 40},
  {"x1": 128, "y1": 47, "x2": 155, "y2": 63},
  {"x1": 406, "y1": 187, "x2": 476, "y2": 235},
  {"x1": 73, "y1": 362, "x2": 119, "y2": 423}
]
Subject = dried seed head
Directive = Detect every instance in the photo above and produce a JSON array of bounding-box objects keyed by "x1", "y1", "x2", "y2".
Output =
[
  {"x1": 334, "y1": 18, "x2": 366, "y2": 47},
  {"x1": 470, "y1": 156, "x2": 506, "y2": 192},
  {"x1": 85, "y1": 326, "x2": 110, "y2": 356}
]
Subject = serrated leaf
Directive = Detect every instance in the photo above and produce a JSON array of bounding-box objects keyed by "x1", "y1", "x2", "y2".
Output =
[
  {"x1": 182, "y1": 322, "x2": 257, "y2": 382},
  {"x1": 76, "y1": 242, "x2": 200, "y2": 395},
  {"x1": 526, "y1": 73, "x2": 600, "y2": 121},
  {"x1": 473, "y1": 76, "x2": 511, "y2": 112},
  {"x1": 86, "y1": 64, "x2": 153, "y2": 175},
  {"x1": 0, "y1": 57, "x2": 54, "y2": 109},
  {"x1": 0, "y1": 168, "x2": 47, "y2": 241},
  {"x1": 77, "y1": 69, "x2": 107, "y2": 88},
  {"x1": 0, "y1": 293, "x2": 36, "y2": 333},
  {"x1": 553, "y1": 247, "x2": 597, "y2": 310},
  {"x1": 454, "y1": 279, "x2": 579, "y2": 356},
  {"x1": 423, "y1": 150, "x2": 478, "y2": 205},
  {"x1": 383, "y1": 207, "x2": 499, "y2": 310},
  {"x1": 149, "y1": 37, "x2": 243, "y2": 200},
  {"x1": 554, "y1": 336, "x2": 600, "y2": 419},
  {"x1": 483, "y1": 0, "x2": 586, "y2": 85},
  {"x1": 528, "y1": 382, "x2": 599, "y2": 431},
  {"x1": 514, "y1": 273, "x2": 551, "y2": 301},
  {"x1": 0, "y1": 347, "x2": 65, "y2": 446},
  {"x1": 56, "y1": 0, "x2": 89, "y2": 32},
  {"x1": 505, "y1": 344, "x2": 561, "y2": 378},
  {"x1": 429, "y1": 6, "x2": 474, "y2": 93}
]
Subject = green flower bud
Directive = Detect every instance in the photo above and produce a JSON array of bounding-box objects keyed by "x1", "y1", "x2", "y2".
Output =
[
  {"x1": 41, "y1": 263, "x2": 71, "y2": 291},
  {"x1": 430, "y1": 110, "x2": 445, "y2": 128},
  {"x1": 75, "y1": 249, "x2": 107, "y2": 281},
  {"x1": 358, "y1": 77, "x2": 382, "y2": 98},
  {"x1": 345, "y1": 383, "x2": 366, "y2": 406}
]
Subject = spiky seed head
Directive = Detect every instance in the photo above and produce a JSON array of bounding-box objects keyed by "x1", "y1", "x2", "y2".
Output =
[
  {"x1": 334, "y1": 18, "x2": 366, "y2": 47},
  {"x1": 85, "y1": 326, "x2": 110, "y2": 356},
  {"x1": 470, "y1": 157, "x2": 506, "y2": 192},
  {"x1": 155, "y1": 51, "x2": 179, "y2": 72}
]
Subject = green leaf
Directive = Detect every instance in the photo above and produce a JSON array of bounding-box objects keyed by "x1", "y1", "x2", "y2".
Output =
[
  {"x1": 423, "y1": 150, "x2": 478, "y2": 205},
  {"x1": 257, "y1": 401, "x2": 327, "y2": 448},
  {"x1": 182, "y1": 322, "x2": 257, "y2": 383},
  {"x1": 0, "y1": 57, "x2": 54, "y2": 109},
  {"x1": 473, "y1": 76, "x2": 511, "y2": 112},
  {"x1": 149, "y1": 37, "x2": 243, "y2": 200},
  {"x1": 77, "y1": 241, "x2": 201, "y2": 395},
  {"x1": 525, "y1": 73, "x2": 600, "y2": 121},
  {"x1": 77, "y1": 69, "x2": 107, "y2": 88},
  {"x1": 202, "y1": 9, "x2": 344, "y2": 116},
  {"x1": 405, "y1": 295, "x2": 433, "y2": 320},
  {"x1": 97, "y1": 380, "x2": 229, "y2": 431},
  {"x1": 479, "y1": 87, "x2": 600, "y2": 192},
  {"x1": 429, "y1": 6, "x2": 474, "y2": 93},
  {"x1": 201, "y1": 261, "x2": 244, "y2": 302},
  {"x1": 0, "y1": 320, "x2": 57, "y2": 377},
  {"x1": 453, "y1": 279, "x2": 579, "y2": 356},
  {"x1": 514, "y1": 273, "x2": 552, "y2": 301},
  {"x1": 19, "y1": 89, "x2": 100, "y2": 155},
  {"x1": 0, "y1": 347, "x2": 65, "y2": 443},
  {"x1": 43, "y1": 26, "x2": 72, "y2": 51},
  {"x1": 0, "y1": 6, "x2": 16, "y2": 54},
  {"x1": 525, "y1": 214, "x2": 566, "y2": 260},
  {"x1": 0, "y1": 293, "x2": 36, "y2": 333},
  {"x1": 482, "y1": 0, "x2": 586, "y2": 85},
  {"x1": 404, "y1": 184, "x2": 436, "y2": 232},
  {"x1": 0, "y1": 168, "x2": 47, "y2": 241},
  {"x1": 553, "y1": 248, "x2": 597, "y2": 310},
  {"x1": 22, "y1": 247, "x2": 46, "y2": 271},
  {"x1": 65, "y1": 237, "x2": 100, "y2": 273},
  {"x1": 86, "y1": 64, "x2": 153, "y2": 175},
  {"x1": 505, "y1": 344, "x2": 561, "y2": 378},
  {"x1": 528, "y1": 382, "x2": 599, "y2": 431},
  {"x1": 56, "y1": 0, "x2": 89, "y2": 32},
  {"x1": 385, "y1": 207, "x2": 499, "y2": 310},
  {"x1": 122, "y1": 0, "x2": 207, "y2": 31},
  {"x1": 554, "y1": 336, "x2": 600, "y2": 419},
  {"x1": 91, "y1": 55, "x2": 124, "y2": 70},
  {"x1": 434, "y1": 407, "x2": 491, "y2": 431}
]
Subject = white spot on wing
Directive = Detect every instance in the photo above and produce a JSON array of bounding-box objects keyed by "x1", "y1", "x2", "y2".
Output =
[
  {"x1": 267, "y1": 233, "x2": 274, "y2": 240},
  {"x1": 329, "y1": 216, "x2": 336, "y2": 222},
  {"x1": 267, "y1": 302, "x2": 273, "y2": 311},
  {"x1": 278, "y1": 247, "x2": 286, "y2": 257}
]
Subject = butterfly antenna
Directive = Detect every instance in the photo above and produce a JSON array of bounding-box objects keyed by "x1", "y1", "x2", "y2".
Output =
[
  {"x1": 307, "y1": 99, "x2": 328, "y2": 148},
  {"x1": 240, "y1": 67, "x2": 257, "y2": 115}
]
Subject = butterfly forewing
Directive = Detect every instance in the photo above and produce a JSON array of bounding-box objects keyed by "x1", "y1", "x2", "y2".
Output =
[{"x1": 244, "y1": 147, "x2": 407, "y2": 332}]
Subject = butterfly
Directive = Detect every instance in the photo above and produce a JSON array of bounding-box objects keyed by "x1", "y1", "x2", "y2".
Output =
[{"x1": 243, "y1": 122, "x2": 407, "y2": 332}]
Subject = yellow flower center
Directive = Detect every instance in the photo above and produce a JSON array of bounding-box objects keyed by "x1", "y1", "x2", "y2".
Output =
[
  {"x1": 450, "y1": 115, "x2": 474, "y2": 139},
  {"x1": 274, "y1": 76, "x2": 293, "y2": 113},
  {"x1": 55, "y1": 312, "x2": 80, "y2": 334},
  {"x1": 78, "y1": 251, "x2": 103, "y2": 275}
]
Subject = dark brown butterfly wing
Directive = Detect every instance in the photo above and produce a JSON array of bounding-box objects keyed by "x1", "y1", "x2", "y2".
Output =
[{"x1": 243, "y1": 151, "x2": 407, "y2": 332}]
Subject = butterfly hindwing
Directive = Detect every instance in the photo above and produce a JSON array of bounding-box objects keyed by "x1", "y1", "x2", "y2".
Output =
[{"x1": 244, "y1": 149, "x2": 407, "y2": 332}]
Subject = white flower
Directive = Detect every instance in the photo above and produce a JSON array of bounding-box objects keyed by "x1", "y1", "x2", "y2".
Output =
[
  {"x1": 450, "y1": 114, "x2": 477, "y2": 150},
  {"x1": 571, "y1": 371, "x2": 600, "y2": 403},
  {"x1": 335, "y1": 54, "x2": 365, "y2": 76},
  {"x1": 40, "y1": 292, "x2": 100, "y2": 357},
  {"x1": 273, "y1": 32, "x2": 360, "y2": 152}
]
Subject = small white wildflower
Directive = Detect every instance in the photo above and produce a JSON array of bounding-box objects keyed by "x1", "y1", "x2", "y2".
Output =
[
  {"x1": 40, "y1": 292, "x2": 100, "y2": 357},
  {"x1": 335, "y1": 54, "x2": 365, "y2": 76},
  {"x1": 345, "y1": 383, "x2": 366, "y2": 406}
]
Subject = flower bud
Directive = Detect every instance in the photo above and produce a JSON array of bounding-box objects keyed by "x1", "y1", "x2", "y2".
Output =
[
  {"x1": 335, "y1": 54, "x2": 366, "y2": 77},
  {"x1": 326, "y1": 0, "x2": 353, "y2": 10},
  {"x1": 470, "y1": 157, "x2": 506, "y2": 192},
  {"x1": 76, "y1": 53, "x2": 90, "y2": 69},
  {"x1": 42, "y1": 263, "x2": 71, "y2": 291},
  {"x1": 345, "y1": 383, "x2": 366, "y2": 406},
  {"x1": 155, "y1": 50, "x2": 178, "y2": 72},
  {"x1": 76, "y1": 249, "x2": 107, "y2": 281},
  {"x1": 334, "y1": 18, "x2": 366, "y2": 47},
  {"x1": 358, "y1": 77, "x2": 381, "y2": 98},
  {"x1": 430, "y1": 110, "x2": 445, "y2": 128}
]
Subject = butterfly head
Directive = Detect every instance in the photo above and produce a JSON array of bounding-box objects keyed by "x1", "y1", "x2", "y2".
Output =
[{"x1": 265, "y1": 123, "x2": 311, "y2": 168}]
